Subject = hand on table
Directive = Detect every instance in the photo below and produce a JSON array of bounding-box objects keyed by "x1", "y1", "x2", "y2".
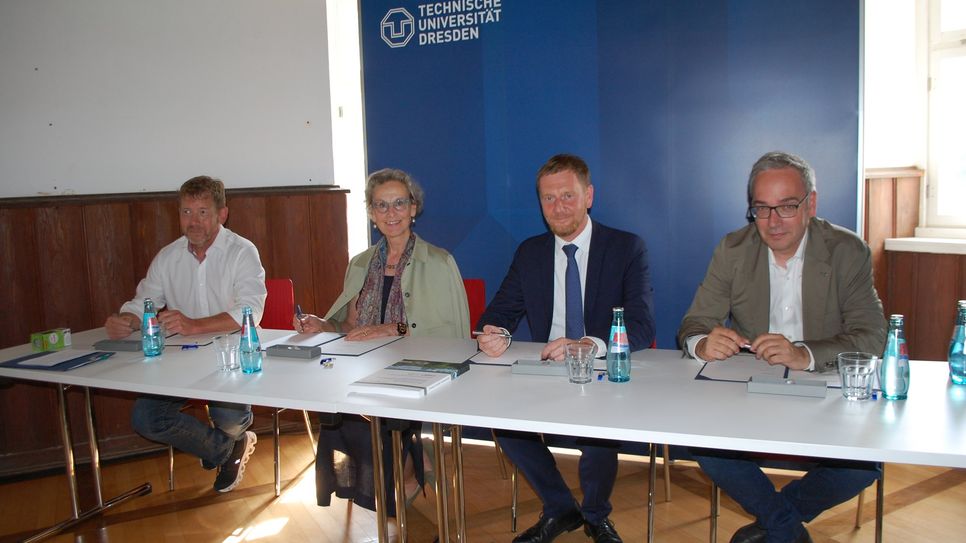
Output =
[
  {"x1": 476, "y1": 324, "x2": 511, "y2": 357},
  {"x1": 345, "y1": 323, "x2": 397, "y2": 341},
  {"x1": 696, "y1": 326, "x2": 750, "y2": 361},
  {"x1": 750, "y1": 333, "x2": 809, "y2": 370},
  {"x1": 104, "y1": 313, "x2": 139, "y2": 339}
]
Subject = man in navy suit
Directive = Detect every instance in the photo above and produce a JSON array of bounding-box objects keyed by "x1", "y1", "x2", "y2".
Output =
[{"x1": 477, "y1": 154, "x2": 656, "y2": 543}]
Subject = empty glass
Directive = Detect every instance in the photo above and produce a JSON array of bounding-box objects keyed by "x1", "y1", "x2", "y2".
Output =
[
  {"x1": 214, "y1": 335, "x2": 240, "y2": 372},
  {"x1": 565, "y1": 342, "x2": 598, "y2": 384},
  {"x1": 838, "y1": 352, "x2": 877, "y2": 400}
]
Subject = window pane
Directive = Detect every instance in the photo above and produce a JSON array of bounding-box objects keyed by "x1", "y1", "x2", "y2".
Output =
[
  {"x1": 934, "y1": 54, "x2": 966, "y2": 217},
  {"x1": 941, "y1": 0, "x2": 966, "y2": 33}
]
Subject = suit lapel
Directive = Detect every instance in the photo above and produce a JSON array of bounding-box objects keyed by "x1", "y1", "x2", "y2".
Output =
[
  {"x1": 801, "y1": 221, "x2": 831, "y2": 340},
  {"x1": 584, "y1": 224, "x2": 606, "y2": 325},
  {"x1": 746, "y1": 237, "x2": 771, "y2": 336},
  {"x1": 533, "y1": 234, "x2": 556, "y2": 340}
]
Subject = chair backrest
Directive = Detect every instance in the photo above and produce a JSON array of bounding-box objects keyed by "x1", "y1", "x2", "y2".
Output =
[
  {"x1": 462, "y1": 278, "x2": 486, "y2": 330},
  {"x1": 262, "y1": 278, "x2": 295, "y2": 330}
]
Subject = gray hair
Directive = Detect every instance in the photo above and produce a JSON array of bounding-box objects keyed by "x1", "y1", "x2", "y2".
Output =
[
  {"x1": 747, "y1": 151, "x2": 816, "y2": 206},
  {"x1": 364, "y1": 168, "x2": 425, "y2": 216}
]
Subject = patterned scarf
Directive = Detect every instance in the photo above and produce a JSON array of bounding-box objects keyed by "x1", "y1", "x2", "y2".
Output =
[{"x1": 355, "y1": 234, "x2": 415, "y2": 326}]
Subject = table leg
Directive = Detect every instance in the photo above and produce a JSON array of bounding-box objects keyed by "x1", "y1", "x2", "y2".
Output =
[
  {"x1": 451, "y1": 425, "x2": 466, "y2": 543},
  {"x1": 22, "y1": 385, "x2": 151, "y2": 543},
  {"x1": 432, "y1": 424, "x2": 451, "y2": 543},
  {"x1": 647, "y1": 444, "x2": 656, "y2": 543},
  {"x1": 391, "y1": 428, "x2": 408, "y2": 542},
  {"x1": 369, "y1": 416, "x2": 389, "y2": 543}
]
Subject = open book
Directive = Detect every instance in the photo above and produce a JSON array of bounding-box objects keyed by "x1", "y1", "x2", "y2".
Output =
[{"x1": 348, "y1": 368, "x2": 452, "y2": 398}]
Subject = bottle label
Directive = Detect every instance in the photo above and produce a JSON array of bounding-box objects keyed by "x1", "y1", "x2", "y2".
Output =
[
  {"x1": 610, "y1": 327, "x2": 628, "y2": 352},
  {"x1": 145, "y1": 315, "x2": 160, "y2": 336}
]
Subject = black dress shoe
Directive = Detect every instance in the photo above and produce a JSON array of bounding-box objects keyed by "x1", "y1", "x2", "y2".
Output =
[
  {"x1": 730, "y1": 522, "x2": 813, "y2": 543},
  {"x1": 584, "y1": 518, "x2": 623, "y2": 543},
  {"x1": 512, "y1": 509, "x2": 584, "y2": 543},
  {"x1": 730, "y1": 523, "x2": 765, "y2": 543}
]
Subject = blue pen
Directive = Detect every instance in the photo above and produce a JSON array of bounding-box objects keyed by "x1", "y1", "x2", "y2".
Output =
[
  {"x1": 181, "y1": 344, "x2": 199, "y2": 350},
  {"x1": 320, "y1": 357, "x2": 334, "y2": 368}
]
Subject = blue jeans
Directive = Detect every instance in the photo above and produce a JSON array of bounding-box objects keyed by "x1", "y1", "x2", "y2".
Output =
[
  {"x1": 495, "y1": 430, "x2": 619, "y2": 524},
  {"x1": 692, "y1": 449, "x2": 880, "y2": 543},
  {"x1": 131, "y1": 395, "x2": 253, "y2": 467}
]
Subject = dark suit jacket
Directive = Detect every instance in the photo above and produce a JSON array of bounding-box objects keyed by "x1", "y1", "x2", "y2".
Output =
[
  {"x1": 677, "y1": 218, "x2": 886, "y2": 367},
  {"x1": 479, "y1": 221, "x2": 656, "y2": 351}
]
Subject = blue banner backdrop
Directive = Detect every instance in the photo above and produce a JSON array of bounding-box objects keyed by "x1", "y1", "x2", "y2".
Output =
[{"x1": 360, "y1": 0, "x2": 860, "y2": 348}]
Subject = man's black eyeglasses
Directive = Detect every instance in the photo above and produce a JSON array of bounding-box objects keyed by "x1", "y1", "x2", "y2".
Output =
[{"x1": 747, "y1": 194, "x2": 810, "y2": 221}]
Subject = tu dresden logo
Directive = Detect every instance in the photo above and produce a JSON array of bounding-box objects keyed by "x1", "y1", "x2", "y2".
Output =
[{"x1": 381, "y1": 8, "x2": 415, "y2": 48}]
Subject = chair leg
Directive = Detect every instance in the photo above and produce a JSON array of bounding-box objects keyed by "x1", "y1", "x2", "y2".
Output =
[
  {"x1": 709, "y1": 482, "x2": 719, "y2": 543},
  {"x1": 273, "y1": 408, "x2": 282, "y2": 497},
  {"x1": 855, "y1": 487, "x2": 865, "y2": 528},
  {"x1": 301, "y1": 410, "x2": 317, "y2": 452},
  {"x1": 167, "y1": 445, "x2": 175, "y2": 491},
  {"x1": 492, "y1": 429, "x2": 509, "y2": 480},
  {"x1": 875, "y1": 468, "x2": 884, "y2": 543},
  {"x1": 663, "y1": 443, "x2": 672, "y2": 502},
  {"x1": 511, "y1": 465, "x2": 519, "y2": 533},
  {"x1": 647, "y1": 444, "x2": 656, "y2": 543}
]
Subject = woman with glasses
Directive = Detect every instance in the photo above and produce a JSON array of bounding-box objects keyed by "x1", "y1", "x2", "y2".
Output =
[{"x1": 295, "y1": 167, "x2": 470, "y2": 518}]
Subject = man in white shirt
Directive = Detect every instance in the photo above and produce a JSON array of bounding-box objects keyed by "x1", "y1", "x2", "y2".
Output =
[
  {"x1": 677, "y1": 152, "x2": 886, "y2": 543},
  {"x1": 104, "y1": 176, "x2": 267, "y2": 493}
]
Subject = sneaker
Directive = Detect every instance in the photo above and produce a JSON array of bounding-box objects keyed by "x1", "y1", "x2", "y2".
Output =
[
  {"x1": 213, "y1": 431, "x2": 256, "y2": 493},
  {"x1": 200, "y1": 458, "x2": 217, "y2": 471}
]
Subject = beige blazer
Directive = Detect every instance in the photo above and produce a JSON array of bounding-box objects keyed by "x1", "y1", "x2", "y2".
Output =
[
  {"x1": 324, "y1": 234, "x2": 470, "y2": 339},
  {"x1": 678, "y1": 218, "x2": 886, "y2": 368}
]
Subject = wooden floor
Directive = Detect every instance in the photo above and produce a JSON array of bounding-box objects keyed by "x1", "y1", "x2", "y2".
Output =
[{"x1": 1, "y1": 430, "x2": 964, "y2": 542}]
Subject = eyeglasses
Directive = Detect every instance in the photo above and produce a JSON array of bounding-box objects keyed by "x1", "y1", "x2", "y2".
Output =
[
  {"x1": 370, "y1": 197, "x2": 413, "y2": 214},
  {"x1": 747, "y1": 194, "x2": 810, "y2": 220}
]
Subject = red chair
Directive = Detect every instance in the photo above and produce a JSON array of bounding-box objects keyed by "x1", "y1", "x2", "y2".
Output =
[
  {"x1": 462, "y1": 278, "x2": 486, "y2": 330},
  {"x1": 262, "y1": 278, "x2": 296, "y2": 330}
]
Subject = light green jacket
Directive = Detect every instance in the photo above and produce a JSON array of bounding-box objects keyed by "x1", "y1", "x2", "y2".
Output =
[{"x1": 324, "y1": 235, "x2": 470, "y2": 339}]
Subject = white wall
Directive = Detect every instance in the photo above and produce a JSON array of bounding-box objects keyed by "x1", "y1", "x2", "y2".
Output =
[
  {"x1": 864, "y1": 0, "x2": 927, "y2": 169},
  {"x1": 0, "y1": 0, "x2": 335, "y2": 197}
]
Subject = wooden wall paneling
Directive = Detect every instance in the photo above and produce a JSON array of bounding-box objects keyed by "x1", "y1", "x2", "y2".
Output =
[
  {"x1": 128, "y1": 199, "x2": 180, "y2": 279},
  {"x1": 911, "y1": 253, "x2": 959, "y2": 360},
  {"x1": 36, "y1": 205, "x2": 94, "y2": 334},
  {"x1": 0, "y1": 208, "x2": 43, "y2": 349},
  {"x1": 865, "y1": 178, "x2": 894, "y2": 306},
  {"x1": 309, "y1": 192, "x2": 349, "y2": 315},
  {"x1": 895, "y1": 176, "x2": 920, "y2": 237},
  {"x1": 262, "y1": 195, "x2": 318, "y2": 301},
  {"x1": 84, "y1": 203, "x2": 139, "y2": 326},
  {"x1": 0, "y1": 382, "x2": 61, "y2": 472},
  {"x1": 224, "y1": 195, "x2": 269, "y2": 258},
  {"x1": 886, "y1": 251, "x2": 917, "y2": 327}
]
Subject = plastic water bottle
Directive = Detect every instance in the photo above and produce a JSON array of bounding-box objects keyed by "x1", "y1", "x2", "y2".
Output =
[
  {"x1": 239, "y1": 306, "x2": 263, "y2": 374},
  {"x1": 606, "y1": 307, "x2": 630, "y2": 382},
  {"x1": 880, "y1": 314, "x2": 910, "y2": 400},
  {"x1": 141, "y1": 298, "x2": 164, "y2": 357},
  {"x1": 949, "y1": 300, "x2": 966, "y2": 385}
]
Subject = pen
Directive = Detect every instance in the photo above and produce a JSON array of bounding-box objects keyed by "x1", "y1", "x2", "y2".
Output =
[
  {"x1": 320, "y1": 357, "x2": 334, "y2": 368},
  {"x1": 295, "y1": 304, "x2": 304, "y2": 319},
  {"x1": 180, "y1": 344, "x2": 199, "y2": 350},
  {"x1": 472, "y1": 330, "x2": 511, "y2": 338}
]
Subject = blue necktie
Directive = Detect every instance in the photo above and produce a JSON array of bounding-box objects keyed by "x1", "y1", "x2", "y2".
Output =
[{"x1": 563, "y1": 244, "x2": 583, "y2": 339}]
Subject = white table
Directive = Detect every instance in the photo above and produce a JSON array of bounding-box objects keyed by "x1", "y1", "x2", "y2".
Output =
[{"x1": 2, "y1": 331, "x2": 964, "y2": 542}]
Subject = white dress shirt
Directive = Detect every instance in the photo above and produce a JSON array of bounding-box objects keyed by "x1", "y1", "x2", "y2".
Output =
[
  {"x1": 687, "y1": 231, "x2": 816, "y2": 370},
  {"x1": 120, "y1": 226, "x2": 267, "y2": 327},
  {"x1": 548, "y1": 219, "x2": 607, "y2": 355}
]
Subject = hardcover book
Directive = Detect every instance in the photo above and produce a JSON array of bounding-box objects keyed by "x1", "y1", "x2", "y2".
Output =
[
  {"x1": 348, "y1": 368, "x2": 452, "y2": 398},
  {"x1": 389, "y1": 358, "x2": 471, "y2": 377}
]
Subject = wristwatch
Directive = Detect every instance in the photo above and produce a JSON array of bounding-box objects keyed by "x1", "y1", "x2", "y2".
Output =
[{"x1": 396, "y1": 322, "x2": 408, "y2": 336}]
